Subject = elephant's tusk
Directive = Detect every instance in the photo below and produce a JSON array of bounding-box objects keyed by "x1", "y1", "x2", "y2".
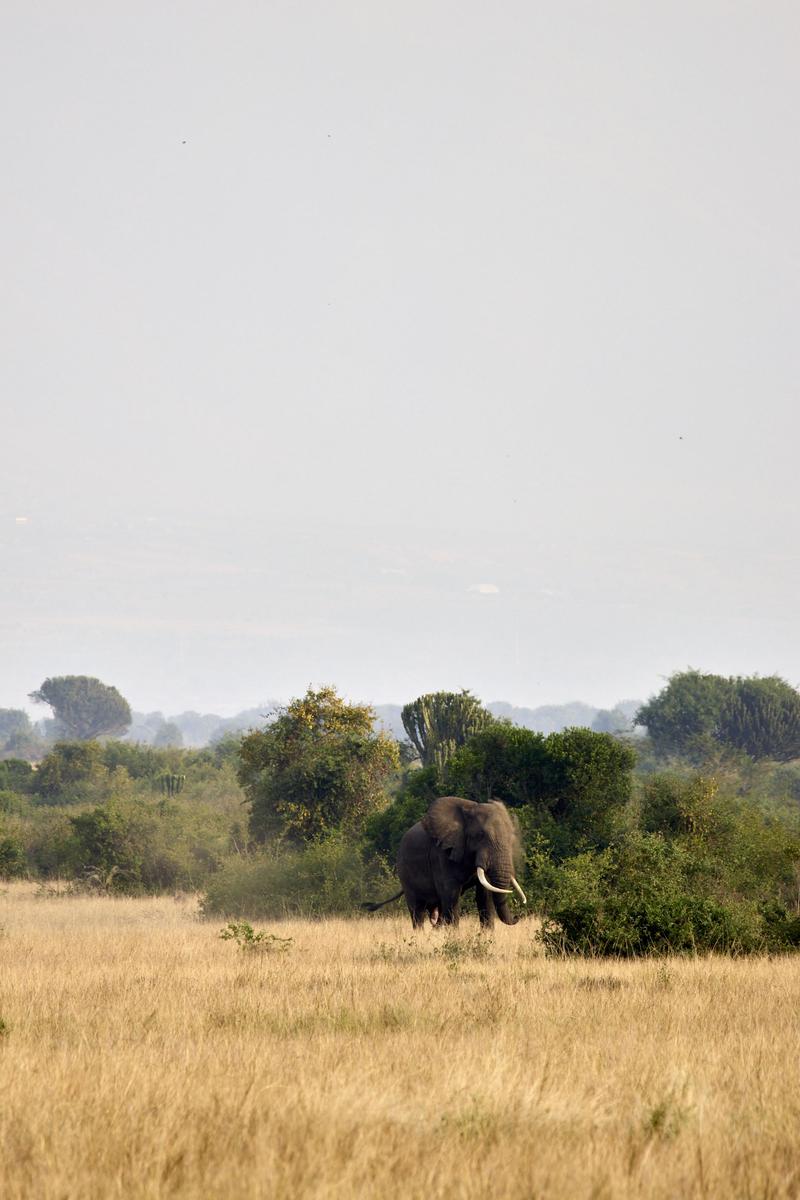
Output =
[
  {"x1": 476, "y1": 866, "x2": 513, "y2": 895},
  {"x1": 511, "y1": 876, "x2": 527, "y2": 904}
]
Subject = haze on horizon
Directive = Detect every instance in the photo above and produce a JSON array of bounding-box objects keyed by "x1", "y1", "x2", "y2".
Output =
[{"x1": 2, "y1": 2, "x2": 799, "y2": 719}]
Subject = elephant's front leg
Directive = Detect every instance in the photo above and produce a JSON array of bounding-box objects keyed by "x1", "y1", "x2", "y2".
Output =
[
  {"x1": 438, "y1": 886, "x2": 462, "y2": 926},
  {"x1": 475, "y1": 882, "x2": 496, "y2": 930}
]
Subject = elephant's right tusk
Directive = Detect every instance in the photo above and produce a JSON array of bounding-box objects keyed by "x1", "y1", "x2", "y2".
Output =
[
  {"x1": 511, "y1": 877, "x2": 527, "y2": 904},
  {"x1": 476, "y1": 866, "x2": 513, "y2": 895}
]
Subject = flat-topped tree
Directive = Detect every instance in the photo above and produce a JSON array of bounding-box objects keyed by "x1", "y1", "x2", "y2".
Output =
[{"x1": 30, "y1": 676, "x2": 132, "y2": 741}]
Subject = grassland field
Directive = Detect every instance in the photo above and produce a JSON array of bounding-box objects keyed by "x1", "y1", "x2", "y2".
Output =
[{"x1": 1, "y1": 883, "x2": 799, "y2": 1199}]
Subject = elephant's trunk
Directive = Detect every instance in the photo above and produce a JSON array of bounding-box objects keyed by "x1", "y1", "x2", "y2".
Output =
[
  {"x1": 493, "y1": 896, "x2": 519, "y2": 925},
  {"x1": 477, "y1": 848, "x2": 524, "y2": 924},
  {"x1": 476, "y1": 866, "x2": 512, "y2": 895}
]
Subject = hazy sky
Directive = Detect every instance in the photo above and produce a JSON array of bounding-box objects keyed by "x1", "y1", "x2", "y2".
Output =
[{"x1": 2, "y1": 2, "x2": 799, "y2": 717}]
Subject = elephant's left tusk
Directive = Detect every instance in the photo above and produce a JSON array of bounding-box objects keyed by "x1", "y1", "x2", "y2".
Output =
[
  {"x1": 476, "y1": 866, "x2": 513, "y2": 895},
  {"x1": 511, "y1": 876, "x2": 527, "y2": 904}
]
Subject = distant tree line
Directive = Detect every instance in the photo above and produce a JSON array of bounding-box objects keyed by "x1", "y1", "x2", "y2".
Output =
[{"x1": 2, "y1": 671, "x2": 800, "y2": 954}]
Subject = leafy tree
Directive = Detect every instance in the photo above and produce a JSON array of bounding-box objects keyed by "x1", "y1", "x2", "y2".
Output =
[
  {"x1": 239, "y1": 686, "x2": 400, "y2": 845},
  {"x1": 153, "y1": 721, "x2": 184, "y2": 749},
  {"x1": 447, "y1": 724, "x2": 635, "y2": 857},
  {"x1": 544, "y1": 728, "x2": 636, "y2": 852},
  {"x1": 591, "y1": 707, "x2": 633, "y2": 734},
  {"x1": 401, "y1": 690, "x2": 493, "y2": 770},
  {"x1": 0, "y1": 709, "x2": 32, "y2": 744},
  {"x1": 634, "y1": 671, "x2": 733, "y2": 761},
  {"x1": 29, "y1": 676, "x2": 132, "y2": 741},
  {"x1": 636, "y1": 670, "x2": 800, "y2": 763},
  {"x1": 446, "y1": 723, "x2": 549, "y2": 806},
  {"x1": 32, "y1": 741, "x2": 107, "y2": 803},
  {"x1": 0, "y1": 759, "x2": 35, "y2": 793},
  {"x1": 717, "y1": 676, "x2": 800, "y2": 762}
]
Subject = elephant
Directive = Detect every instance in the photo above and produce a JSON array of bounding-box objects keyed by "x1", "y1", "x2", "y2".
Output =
[{"x1": 364, "y1": 796, "x2": 527, "y2": 929}]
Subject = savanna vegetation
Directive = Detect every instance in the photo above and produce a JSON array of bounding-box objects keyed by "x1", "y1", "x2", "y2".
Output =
[
  {"x1": 1, "y1": 673, "x2": 800, "y2": 955},
  {"x1": 3, "y1": 671, "x2": 800, "y2": 1197},
  {"x1": 2, "y1": 886, "x2": 800, "y2": 1200}
]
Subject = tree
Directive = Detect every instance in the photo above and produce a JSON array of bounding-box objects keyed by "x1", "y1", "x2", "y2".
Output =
[
  {"x1": 153, "y1": 722, "x2": 184, "y2": 749},
  {"x1": 592, "y1": 707, "x2": 633, "y2": 734},
  {"x1": 634, "y1": 671, "x2": 734, "y2": 761},
  {"x1": 0, "y1": 709, "x2": 32, "y2": 744},
  {"x1": 401, "y1": 690, "x2": 493, "y2": 771},
  {"x1": 239, "y1": 686, "x2": 400, "y2": 845},
  {"x1": 29, "y1": 676, "x2": 132, "y2": 741},
  {"x1": 717, "y1": 676, "x2": 800, "y2": 762},
  {"x1": 32, "y1": 741, "x2": 107, "y2": 803},
  {"x1": 636, "y1": 670, "x2": 800, "y2": 763},
  {"x1": 447, "y1": 724, "x2": 635, "y2": 858}
]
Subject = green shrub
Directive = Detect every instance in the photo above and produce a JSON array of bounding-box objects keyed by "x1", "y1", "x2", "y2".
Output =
[
  {"x1": 218, "y1": 921, "x2": 293, "y2": 952},
  {"x1": 447, "y1": 725, "x2": 635, "y2": 859},
  {"x1": 201, "y1": 836, "x2": 395, "y2": 919},
  {"x1": 69, "y1": 797, "x2": 232, "y2": 892},
  {"x1": 24, "y1": 809, "x2": 81, "y2": 878},
  {"x1": 0, "y1": 820, "x2": 26, "y2": 878},
  {"x1": 0, "y1": 759, "x2": 35, "y2": 793},
  {"x1": 32, "y1": 742, "x2": 108, "y2": 804},
  {"x1": 539, "y1": 832, "x2": 771, "y2": 956}
]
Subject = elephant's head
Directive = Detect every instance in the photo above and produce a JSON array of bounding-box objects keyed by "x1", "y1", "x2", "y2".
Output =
[{"x1": 422, "y1": 796, "x2": 526, "y2": 924}]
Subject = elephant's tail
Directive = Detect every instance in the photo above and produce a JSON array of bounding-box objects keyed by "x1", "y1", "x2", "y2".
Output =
[{"x1": 360, "y1": 890, "x2": 404, "y2": 913}]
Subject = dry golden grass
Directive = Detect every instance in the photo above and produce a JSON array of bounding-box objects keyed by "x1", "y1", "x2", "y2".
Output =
[{"x1": 1, "y1": 883, "x2": 799, "y2": 1199}]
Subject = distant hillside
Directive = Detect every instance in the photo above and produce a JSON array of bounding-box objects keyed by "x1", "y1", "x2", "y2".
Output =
[
  {"x1": 126, "y1": 704, "x2": 279, "y2": 748},
  {"x1": 126, "y1": 698, "x2": 642, "y2": 748}
]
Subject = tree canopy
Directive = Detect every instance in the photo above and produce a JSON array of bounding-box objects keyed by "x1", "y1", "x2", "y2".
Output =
[
  {"x1": 239, "y1": 686, "x2": 399, "y2": 845},
  {"x1": 401, "y1": 690, "x2": 493, "y2": 770},
  {"x1": 635, "y1": 671, "x2": 800, "y2": 762},
  {"x1": 446, "y1": 723, "x2": 636, "y2": 857},
  {"x1": 30, "y1": 676, "x2": 132, "y2": 741}
]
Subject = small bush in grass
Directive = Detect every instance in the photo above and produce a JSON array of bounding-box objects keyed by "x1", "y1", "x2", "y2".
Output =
[{"x1": 219, "y1": 921, "x2": 292, "y2": 953}]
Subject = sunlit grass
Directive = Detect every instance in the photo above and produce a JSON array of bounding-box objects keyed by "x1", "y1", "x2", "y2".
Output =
[{"x1": 1, "y1": 882, "x2": 799, "y2": 1198}]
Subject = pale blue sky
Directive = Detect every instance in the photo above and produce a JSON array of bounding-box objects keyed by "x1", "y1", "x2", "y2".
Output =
[{"x1": 2, "y1": 2, "x2": 799, "y2": 715}]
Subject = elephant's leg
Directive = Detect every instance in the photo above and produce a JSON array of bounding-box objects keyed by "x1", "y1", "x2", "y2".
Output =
[
  {"x1": 438, "y1": 893, "x2": 461, "y2": 926},
  {"x1": 475, "y1": 883, "x2": 496, "y2": 930},
  {"x1": 406, "y1": 894, "x2": 428, "y2": 929}
]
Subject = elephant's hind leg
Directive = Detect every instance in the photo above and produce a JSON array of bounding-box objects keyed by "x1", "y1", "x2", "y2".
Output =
[{"x1": 406, "y1": 896, "x2": 428, "y2": 929}]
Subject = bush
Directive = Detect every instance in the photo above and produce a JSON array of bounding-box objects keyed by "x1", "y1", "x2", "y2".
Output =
[
  {"x1": 539, "y1": 833, "x2": 766, "y2": 956},
  {"x1": 32, "y1": 742, "x2": 108, "y2": 804},
  {"x1": 69, "y1": 797, "x2": 232, "y2": 892},
  {"x1": 24, "y1": 809, "x2": 81, "y2": 878},
  {"x1": 0, "y1": 819, "x2": 26, "y2": 878},
  {"x1": 0, "y1": 760, "x2": 34, "y2": 793},
  {"x1": 201, "y1": 836, "x2": 395, "y2": 919}
]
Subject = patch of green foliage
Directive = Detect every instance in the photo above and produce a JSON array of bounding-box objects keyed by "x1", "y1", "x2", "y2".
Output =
[
  {"x1": 201, "y1": 835, "x2": 395, "y2": 919},
  {"x1": 363, "y1": 766, "x2": 440, "y2": 861},
  {"x1": 240, "y1": 687, "x2": 399, "y2": 845},
  {"x1": 538, "y1": 774, "x2": 800, "y2": 956},
  {"x1": 218, "y1": 921, "x2": 293, "y2": 952},
  {"x1": 635, "y1": 670, "x2": 800, "y2": 763}
]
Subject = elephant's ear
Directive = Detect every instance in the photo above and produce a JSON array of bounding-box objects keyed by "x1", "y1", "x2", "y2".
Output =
[{"x1": 422, "y1": 796, "x2": 472, "y2": 862}]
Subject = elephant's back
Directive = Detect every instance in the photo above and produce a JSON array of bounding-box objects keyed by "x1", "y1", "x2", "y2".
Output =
[{"x1": 396, "y1": 821, "x2": 432, "y2": 878}]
